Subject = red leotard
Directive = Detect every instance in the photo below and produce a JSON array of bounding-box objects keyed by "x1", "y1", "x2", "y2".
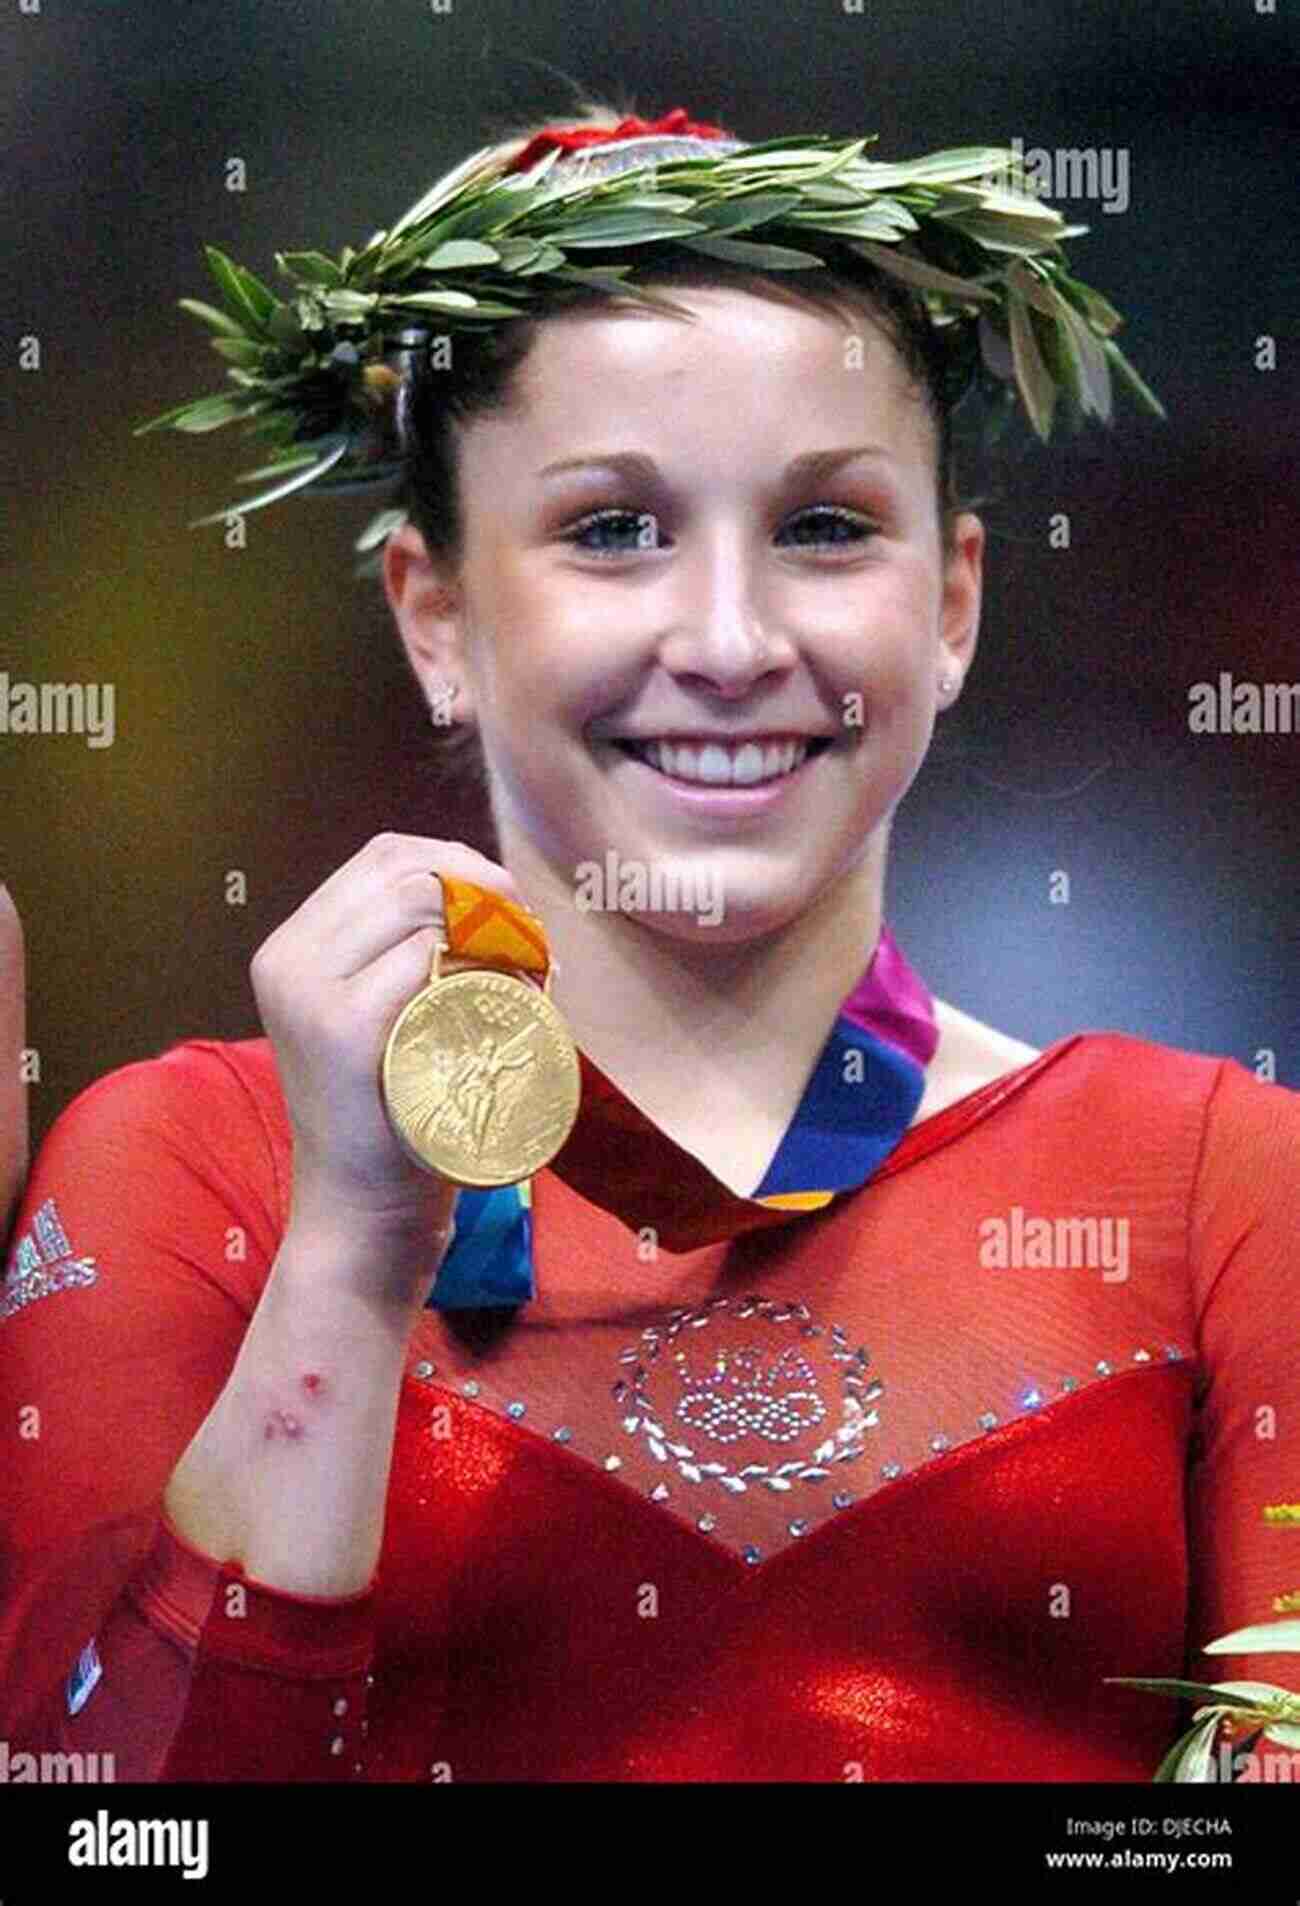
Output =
[{"x1": 2, "y1": 1031, "x2": 1298, "y2": 1780}]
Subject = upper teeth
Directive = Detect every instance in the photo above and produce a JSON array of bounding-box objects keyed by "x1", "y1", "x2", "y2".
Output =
[{"x1": 634, "y1": 738, "x2": 809, "y2": 785}]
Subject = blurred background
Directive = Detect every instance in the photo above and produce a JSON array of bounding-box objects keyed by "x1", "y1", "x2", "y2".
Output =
[{"x1": 3, "y1": 0, "x2": 1297, "y2": 1154}]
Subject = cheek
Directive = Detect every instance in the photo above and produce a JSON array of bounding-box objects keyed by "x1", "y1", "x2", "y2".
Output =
[
  {"x1": 459, "y1": 561, "x2": 563, "y2": 722},
  {"x1": 834, "y1": 576, "x2": 940, "y2": 714},
  {"x1": 474, "y1": 588, "x2": 633, "y2": 740},
  {"x1": 480, "y1": 637, "x2": 611, "y2": 743}
]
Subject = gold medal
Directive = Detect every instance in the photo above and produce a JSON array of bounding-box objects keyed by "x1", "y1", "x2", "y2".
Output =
[{"x1": 381, "y1": 885, "x2": 581, "y2": 1188}]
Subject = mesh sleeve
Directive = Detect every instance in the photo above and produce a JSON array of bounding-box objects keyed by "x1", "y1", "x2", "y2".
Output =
[
  {"x1": 1184, "y1": 1058, "x2": 1300, "y2": 1696},
  {"x1": 0, "y1": 1045, "x2": 377, "y2": 1779}
]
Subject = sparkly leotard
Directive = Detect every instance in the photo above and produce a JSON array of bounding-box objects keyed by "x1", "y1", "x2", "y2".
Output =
[{"x1": 2, "y1": 950, "x2": 1298, "y2": 1780}]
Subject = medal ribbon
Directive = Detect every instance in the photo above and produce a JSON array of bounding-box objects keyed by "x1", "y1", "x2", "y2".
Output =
[
  {"x1": 426, "y1": 883, "x2": 938, "y2": 1308},
  {"x1": 436, "y1": 873, "x2": 551, "y2": 978},
  {"x1": 417, "y1": 876, "x2": 551, "y2": 1309}
]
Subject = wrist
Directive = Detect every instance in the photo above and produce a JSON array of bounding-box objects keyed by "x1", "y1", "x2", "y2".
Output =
[{"x1": 282, "y1": 1174, "x2": 455, "y2": 1315}]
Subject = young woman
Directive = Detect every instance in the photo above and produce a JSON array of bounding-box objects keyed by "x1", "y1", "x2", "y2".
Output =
[{"x1": 2, "y1": 100, "x2": 1297, "y2": 1783}]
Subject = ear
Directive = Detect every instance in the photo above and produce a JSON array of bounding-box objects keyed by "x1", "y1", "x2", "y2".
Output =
[
  {"x1": 939, "y1": 509, "x2": 983, "y2": 685},
  {"x1": 382, "y1": 520, "x2": 476, "y2": 728}
]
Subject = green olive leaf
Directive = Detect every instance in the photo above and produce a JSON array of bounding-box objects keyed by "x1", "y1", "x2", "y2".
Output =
[
  {"x1": 1006, "y1": 289, "x2": 1056, "y2": 438},
  {"x1": 209, "y1": 336, "x2": 270, "y2": 369},
  {"x1": 558, "y1": 214, "x2": 708, "y2": 246},
  {"x1": 175, "y1": 297, "x2": 248, "y2": 339},
  {"x1": 696, "y1": 192, "x2": 804, "y2": 234},
  {"x1": 419, "y1": 239, "x2": 503, "y2": 269},
  {"x1": 1205, "y1": 1620, "x2": 1300, "y2": 1654},
  {"x1": 353, "y1": 506, "x2": 408, "y2": 554},
  {"x1": 849, "y1": 240, "x2": 997, "y2": 303},
  {"x1": 678, "y1": 235, "x2": 825, "y2": 268},
  {"x1": 189, "y1": 432, "x2": 350, "y2": 527},
  {"x1": 1105, "y1": 1675, "x2": 1269, "y2": 1707},
  {"x1": 1154, "y1": 1715, "x2": 1223, "y2": 1784},
  {"x1": 276, "y1": 250, "x2": 345, "y2": 288}
]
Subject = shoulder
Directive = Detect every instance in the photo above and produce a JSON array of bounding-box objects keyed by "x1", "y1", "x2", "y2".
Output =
[
  {"x1": 52, "y1": 1036, "x2": 285, "y2": 1135},
  {"x1": 1041, "y1": 1027, "x2": 1299, "y2": 1135},
  {"x1": 36, "y1": 1037, "x2": 291, "y2": 1209},
  {"x1": 6, "y1": 1038, "x2": 292, "y2": 1323},
  {"x1": 923, "y1": 1002, "x2": 1297, "y2": 1143}
]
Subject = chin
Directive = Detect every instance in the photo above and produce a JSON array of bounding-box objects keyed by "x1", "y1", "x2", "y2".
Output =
[{"x1": 567, "y1": 843, "x2": 837, "y2": 945}]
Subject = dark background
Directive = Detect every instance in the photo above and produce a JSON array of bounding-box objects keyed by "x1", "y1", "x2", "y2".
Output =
[{"x1": 3, "y1": 0, "x2": 1297, "y2": 1155}]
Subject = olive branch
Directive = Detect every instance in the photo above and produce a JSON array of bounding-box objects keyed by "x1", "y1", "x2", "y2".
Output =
[
  {"x1": 1107, "y1": 1618, "x2": 1300, "y2": 1781},
  {"x1": 134, "y1": 133, "x2": 1164, "y2": 560}
]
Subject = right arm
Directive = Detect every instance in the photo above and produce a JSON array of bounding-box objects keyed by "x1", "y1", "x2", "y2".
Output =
[{"x1": 0, "y1": 834, "x2": 524, "y2": 1778}]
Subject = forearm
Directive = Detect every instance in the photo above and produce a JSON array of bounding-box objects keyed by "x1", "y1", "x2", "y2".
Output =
[{"x1": 163, "y1": 1189, "x2": 446, "y2": 1598}]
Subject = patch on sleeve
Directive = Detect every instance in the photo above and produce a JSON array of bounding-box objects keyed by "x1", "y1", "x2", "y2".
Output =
[
  {"x1": 66, "y1": 1636, "x2": 104, "y2": 1717},
  {"x1": 2, "y1": 1196, "x2": 99, "y2": 1323}
]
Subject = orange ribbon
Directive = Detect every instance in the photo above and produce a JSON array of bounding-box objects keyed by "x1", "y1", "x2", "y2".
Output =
[{"x1": 437, "y1": 874, "x2": 551, "y2": 980}]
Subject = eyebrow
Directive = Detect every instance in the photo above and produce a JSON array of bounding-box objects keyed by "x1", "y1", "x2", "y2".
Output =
[{"x1": 536, "y1": 445, "x2": 897, "y2": 483}]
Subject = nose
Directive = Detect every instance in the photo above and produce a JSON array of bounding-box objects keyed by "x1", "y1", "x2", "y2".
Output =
[{"x1": 656, "y1": 522, "x2": 796, "y2": 693}]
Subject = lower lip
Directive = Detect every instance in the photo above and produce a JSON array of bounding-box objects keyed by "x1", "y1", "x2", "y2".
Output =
[{"x1": 610, "y1": 744, "x2": 827, "y2": 816}]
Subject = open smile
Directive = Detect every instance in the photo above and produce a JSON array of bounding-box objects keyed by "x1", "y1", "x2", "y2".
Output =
[{"x1": 610, "y1": 734, "x2": 835, "y2": 788}]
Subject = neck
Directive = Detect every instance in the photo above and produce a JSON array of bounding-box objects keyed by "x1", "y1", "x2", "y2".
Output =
[{"x1": 498, "y1": 827, "x2": 891, "y2": 1149}]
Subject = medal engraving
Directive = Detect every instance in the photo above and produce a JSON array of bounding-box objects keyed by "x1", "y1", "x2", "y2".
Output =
[{"x1": 383, "y1": 969, "x2": 580, "y2": 1186}]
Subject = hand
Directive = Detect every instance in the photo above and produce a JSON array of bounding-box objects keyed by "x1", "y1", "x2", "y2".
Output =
[{"x1": 250, "y1": 833, "x2": 528, "y2": 1231}]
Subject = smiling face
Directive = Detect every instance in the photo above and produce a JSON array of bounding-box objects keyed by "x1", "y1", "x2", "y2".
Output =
[{"x1": 385, "y1": 284, "x2": 983, "y2": 943}]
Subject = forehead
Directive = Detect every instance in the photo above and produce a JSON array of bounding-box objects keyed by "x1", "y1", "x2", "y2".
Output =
[{"x1": 462, "y1": 284, "x2": 933, "y2": 471}]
